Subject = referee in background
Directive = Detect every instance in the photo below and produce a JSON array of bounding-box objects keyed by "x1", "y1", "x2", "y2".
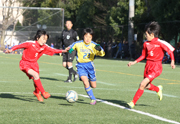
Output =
[{"x1": 60, "y1": 20, "x2": 79, "y2": 83}]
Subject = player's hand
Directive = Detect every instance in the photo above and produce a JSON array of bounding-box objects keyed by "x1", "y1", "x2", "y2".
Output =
[
  {"x1": 5, "y1": 49, "x2": 12, "y2": 53},
  {"x1": 95, "y1": 44, "x2": 101, "y2": 51},
  {"x1": 127, "y1": 61, "x2": 137, "y2": 67},
  {"x1": 62, "y1": 47, "x2": 71, "y2": 53},
  {"x1": 171, "y1": 60, "x2": 175, "y2": 69},
  {"x1": 65, "y1": 47, "x2": 70, "y2": 51},
  {"x1": 68, "y1": 48, "x2": 74, "y2": 54}
]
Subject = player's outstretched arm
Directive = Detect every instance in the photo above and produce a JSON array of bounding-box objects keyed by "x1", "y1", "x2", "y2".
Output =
[
  {"x1": 127, "y1": 61, "x2": 137, "y2": 67},
  {"x1": 5, "y1": 49, "x2": 13, "y2": 53},
  {"x1": 171, "y1": 60, "x2": 175, "y2": 69},
  {"x1": 61, "y1": 47, "x2": 70, "y2": 53},
  {"x1": 168, "y1": 51, "x2": 175, "y2": 69}
]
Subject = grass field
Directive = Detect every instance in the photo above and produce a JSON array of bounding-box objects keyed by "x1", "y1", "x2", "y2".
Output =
[{"x1": 0, "y1": 53, "x2": 180, "y2": 124}]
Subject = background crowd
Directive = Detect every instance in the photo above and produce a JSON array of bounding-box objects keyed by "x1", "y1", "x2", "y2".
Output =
[{"x1": 4, "y1": 38, "x2": 180, "y2": 64}]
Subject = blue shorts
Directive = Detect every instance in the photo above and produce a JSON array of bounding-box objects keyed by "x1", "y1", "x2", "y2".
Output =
[{"x1": 76, "y1": 62, "x2": 96, "y2": 81}]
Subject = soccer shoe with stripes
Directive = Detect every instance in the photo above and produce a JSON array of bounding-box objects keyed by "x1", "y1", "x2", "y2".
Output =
[
  {"x1": 127, "y1": 101, "x2": 135, "y2": 109},
  {"x1": 42, "y1": 92, "x2": 51, "y2": 99},
  {"x1": 157, "y1": 85, "x2": 163, "y2": 101},
  {"x1": 90, "y1": 100, "x2": 96, "y2": 105},
  {"x1": 33, "y1": 91, "x2": 43, "y2": 102}
]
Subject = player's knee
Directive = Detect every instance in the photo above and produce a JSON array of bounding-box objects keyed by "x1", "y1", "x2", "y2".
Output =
[
  {"x1": 33, "y1": 73, "x2": 39, "y2": 80},
  {"x1": 90, "y1": 82, "x2": 96, "y2": 88},
  {"x1": 67, "y1": 62, "x2": 72, "y2": 67},
  {"x1": 62, "y1": 63, "x2": 66, "y2": 68},
  {"x1": 91, "y1": 85, "x2": 96, "y2": 88},
  {"x1": 139, "y1": 83, "x2": 146, "y2": 89}
]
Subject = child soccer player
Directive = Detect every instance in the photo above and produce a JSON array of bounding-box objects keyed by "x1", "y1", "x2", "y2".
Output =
[
  {"x1": 127, "y1": 21, "x2": 175, "y2": 109},
  {"x1": 6, "y1": 30, "x2": 69, "y2": 102},
  {"x1": 67, "y1": 28, "x2": 105, "y2": 105}
]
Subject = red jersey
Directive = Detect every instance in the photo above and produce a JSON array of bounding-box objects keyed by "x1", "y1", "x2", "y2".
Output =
[
  {"x1": 136, "y1": 38, "x2": 175, "y2": 62},
  {"x1": 11, "y1": 41, "x2": 62, "y2": 62}
]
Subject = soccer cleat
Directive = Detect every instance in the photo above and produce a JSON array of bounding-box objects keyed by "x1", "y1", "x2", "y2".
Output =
[
  {"x1": 64, "y1": 79, "x2": 72, "y2": 83},
  {"x1": 90, "y1": 100, "x2": 96, "y2": 105},
  {"x1": 73, "y1": 72, "x2": 78, "y2": 82},
  {"x1": 33, "y1": 91, "x2": 43, "y2": 102},
  {"x1": 127, "y1": 101, "x2": 135, "y2": 109},
  {"x1": 157, "y1": 85, "x2": 163, "y2": 101},
  {"x1": 42, "y1": 92, "x2": 51, "y2": 99}
]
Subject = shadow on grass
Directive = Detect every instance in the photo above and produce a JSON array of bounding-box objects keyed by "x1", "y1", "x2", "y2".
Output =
[
  {"x1": 50, "y1": 95, "x2": 88, "y2": 105},
  {"x1": 135, "y1": 103, "x2": 151, "y2": 107},
  {"x1": 50, "y1": 95, "x2": 66, "y2": 100},
  {"x1": 76, "y1": 99, "x2": 89, "y2": 105},
  {"x1": 51, "y1": 95, "x2": 71, "y2": 106},
  {"x1": 96, "y1": 98, "x2": 151, "y2": 108},
  {"x1": 40, "y1": 77, "x2": 65, "y2": 82},
  {"x1": 0, "y1": 93, "x2": 44, "y2": 104}
]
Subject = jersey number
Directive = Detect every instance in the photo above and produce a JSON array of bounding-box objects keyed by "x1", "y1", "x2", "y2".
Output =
[
  {"x1": 83, "y1": 53, "x2": 90, "y2": 59},
  {"x1": 150, "y1": 51, "x2": 154, "y2": 56},
  {"x1": 35, "y1": 53, "x2": 38, "y2": 57}
]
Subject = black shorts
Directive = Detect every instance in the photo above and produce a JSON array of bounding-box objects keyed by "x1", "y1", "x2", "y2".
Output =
[{"x1": 63, "y1": 50, "x2": 76, "y2": 62}]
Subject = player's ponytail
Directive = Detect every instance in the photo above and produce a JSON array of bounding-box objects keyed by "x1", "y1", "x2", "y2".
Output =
[{"x1": 34, "y1": 30, "x2": 49, "y2": 41}]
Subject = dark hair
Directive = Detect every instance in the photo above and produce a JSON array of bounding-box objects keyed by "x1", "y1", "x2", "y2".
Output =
[
  {"x1": 83, "y1": 28, "x2": 93, "y2": 36},
  {"x1": 34, "y1": 30, "x2": 49, "y2": 40},
  {"x1": 65, "y1": 20, "x2": 72, "y2": 23},
  {"x1": 144, "y1": 21, "x2": 160, "y2": 37}
]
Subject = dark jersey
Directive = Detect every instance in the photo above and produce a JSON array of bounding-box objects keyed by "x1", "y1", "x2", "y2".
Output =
[{"x1": 60, "y1": 29, "x2": 79, "y2": 49}]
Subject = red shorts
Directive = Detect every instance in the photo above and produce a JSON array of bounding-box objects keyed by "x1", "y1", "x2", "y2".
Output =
[
  {"x1": 144, "y1": 61, "x2": 162, "y2": 82},
  {"x1": 19, "y1": 60, "x2": 39, "y2": 79}
]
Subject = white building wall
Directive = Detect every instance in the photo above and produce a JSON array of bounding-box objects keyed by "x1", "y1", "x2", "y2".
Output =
[
  {"x1": 0, "y1": 0, "x2": 24, "y2": 46},
  {"x1": 0, "y1": 0, "x2": 23, "y2": 25}
]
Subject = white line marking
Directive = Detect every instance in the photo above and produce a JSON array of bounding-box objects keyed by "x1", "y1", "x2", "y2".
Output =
[
  {"x1": 55, "y1": 73, "x2": 68, "y2": 76},
  {"x1": 0, "y1": 91, "x2": 180, "y2": 123},
  {"x1": 55, "y1": 73, "x2": 115, "y2": 86},
  {"x1": 78, "y1": 94, "x2": 180, "y2": 124},
  {"x1": 57, "y1": 86, "x2": 180, "y2": 99},
  {"x1": 97, "y1": 81, "x2": 116, "y2": 86},
  {"x1": 144, "y1": 90, "x2": 180, "y2": 98}
]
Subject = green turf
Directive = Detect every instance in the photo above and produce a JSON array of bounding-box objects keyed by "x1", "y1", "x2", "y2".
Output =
[{"x1": 0, "y1": 53, "x2": 179, "y2": 124}]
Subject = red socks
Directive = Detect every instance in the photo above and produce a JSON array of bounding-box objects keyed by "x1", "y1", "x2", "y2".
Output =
[
  {"x1": 33, "y1": 79, "x2": 45, "y2": 94},
  {"x1": 132, "y1": 84, "x2": 159, "y2": 105},
  {"x1": 148, "y1": 84, "x2": 159, "y2": 92},
  {"x1": 33, "y1": 83, "x2": 40, "y2": 94},
  {"x1": 133, "y1": 89, "x2": 144, "y2": 105}
]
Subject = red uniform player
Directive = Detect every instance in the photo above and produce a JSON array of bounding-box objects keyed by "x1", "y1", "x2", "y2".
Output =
[
  {"x1": 127, "y1": 22, "x2": 175, "y2": 108},
  {"x1": 6, "y1": 30, "x2": 69, "y2": 102}
]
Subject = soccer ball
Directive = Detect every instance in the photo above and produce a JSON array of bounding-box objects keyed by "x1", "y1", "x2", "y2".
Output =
[{"x1": 65, "y1": 90, "x2": 78, "y2": 103}]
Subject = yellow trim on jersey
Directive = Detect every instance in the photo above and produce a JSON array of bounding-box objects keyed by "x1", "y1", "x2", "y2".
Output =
[{"x1": 70, "y1": 40, "x2": 105, "y2": 63}]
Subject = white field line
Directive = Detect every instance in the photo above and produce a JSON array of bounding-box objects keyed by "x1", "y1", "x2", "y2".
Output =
[
  {"x1": 57, "y1": 85, "x2": 180, "y2": 99},
  {"x1": 97, "y1": 81, "x2": 116, "y2": 86},
  {"x1": 144, "y1": 90, "x2": 180, "y2": 98},
  {"x1": 0, "y1": 91, "x2": 179, "y2": 123},
  {"x1": 79, "y1": 94, "x2": 180, "y2": 124},
  {"x1": 55, "y1": 73, "x2": 68, "y2": 76},
  {"x1": 54, "y1": 73, "x2": 115, "y2": 86}
]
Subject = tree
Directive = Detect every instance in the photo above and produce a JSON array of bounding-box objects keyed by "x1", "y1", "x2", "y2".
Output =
[
  {"x1": 106, "y1": 0, "x2": 129, "y2": 41},
  {"x1": 149, "y1": 0, "x2": 180, "y2": 46},
  {"x1": 0, "y1": 0, "x2": 36, "y2": 50}
]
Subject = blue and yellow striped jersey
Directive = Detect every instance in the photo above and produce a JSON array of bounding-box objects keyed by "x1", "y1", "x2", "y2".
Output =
[{"x1": 70, "y1": 40, "x2": 105, "y2": 63}]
